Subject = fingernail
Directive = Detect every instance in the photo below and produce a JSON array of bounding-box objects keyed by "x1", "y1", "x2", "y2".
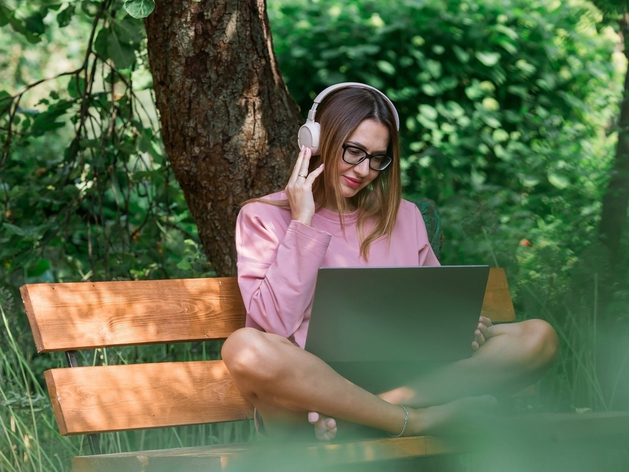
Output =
[{"x1": 301, "y1": 145, "x2": 305, "y2": 152}]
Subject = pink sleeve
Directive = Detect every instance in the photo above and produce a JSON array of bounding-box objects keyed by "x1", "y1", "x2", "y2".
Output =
[{"x1": 236, "y1": 203, "x2": 331, "y2": 338}]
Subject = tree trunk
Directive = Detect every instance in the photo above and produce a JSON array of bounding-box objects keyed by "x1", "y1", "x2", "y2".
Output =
[
  {"x1": 599, "y1": 14, "x2": 629, "y2": 268},
  {"x1": 144, "y1": 0, "x2": 300, "y2": 276}
]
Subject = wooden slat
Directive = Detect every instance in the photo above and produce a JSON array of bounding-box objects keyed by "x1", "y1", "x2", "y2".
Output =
[
  {"x1": 44, "y1": 360, "x2": 253, "y2": 435},
  {"x1": 21, "y1": 269, "x2": 516, "y2": 353},
  {"x1": 20, "y1": 277, "x2": 246, "y2": 353},
  {"x1": 71, "y1": 412, "x2": 629, "y2": 472},
  {"x1": 481, "y1": 268, "x2": 516, "y2": 322},
  {"x1": 71, "y1": 436, "x2": 457, "y2": 472}
]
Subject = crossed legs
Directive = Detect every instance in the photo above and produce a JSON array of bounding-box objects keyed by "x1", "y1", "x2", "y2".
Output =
[{"x1": 221, "y1": 319, "x2": 558, "y2": 438}]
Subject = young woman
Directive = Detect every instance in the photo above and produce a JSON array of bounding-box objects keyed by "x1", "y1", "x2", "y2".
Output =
[{"x1": 222, "y1": 83, "x2": 558, "y2": 440}]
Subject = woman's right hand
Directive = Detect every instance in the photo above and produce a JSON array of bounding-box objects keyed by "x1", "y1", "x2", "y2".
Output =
[{"x1": 285, "y1": 146, "x2": 324, "y2": 226}]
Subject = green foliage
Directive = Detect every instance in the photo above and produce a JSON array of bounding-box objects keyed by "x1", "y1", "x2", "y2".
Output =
[
  {"x1": 0, "y1": 0, "x2": 213, "y2": 288},
  {"x1": 269, "y1": 0, "x2": 622, "y2": 283},
  {"x1": 123, "y1": 0, "x2": 155, "y2": 19}
]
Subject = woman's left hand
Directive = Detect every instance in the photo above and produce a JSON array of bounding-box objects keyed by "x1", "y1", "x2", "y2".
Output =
[{"x1": 472, "y1": 316, "x2": 493, "y2": 351}]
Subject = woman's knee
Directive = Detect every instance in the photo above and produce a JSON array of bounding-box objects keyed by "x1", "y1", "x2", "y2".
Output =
[
  {"x1": 519, "y1": 319, "x2": 559, "y2": 369},
  {"x1": 222, "y1": 328, "x2": 282, "y2": 382}
]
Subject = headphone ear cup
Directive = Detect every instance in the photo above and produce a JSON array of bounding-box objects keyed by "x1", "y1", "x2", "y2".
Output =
[{"x1": 298, "y1": 121, "x2": 321, "y2": 154}]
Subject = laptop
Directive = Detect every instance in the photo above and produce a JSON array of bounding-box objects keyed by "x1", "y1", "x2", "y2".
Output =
[{"x1": 304, "y1": 265, "x2": 490, "y2": 390}]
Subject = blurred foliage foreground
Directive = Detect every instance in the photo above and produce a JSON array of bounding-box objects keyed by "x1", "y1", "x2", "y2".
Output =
[{"x1": 1, "y1": 0, "x2": 629, "y2": 471}]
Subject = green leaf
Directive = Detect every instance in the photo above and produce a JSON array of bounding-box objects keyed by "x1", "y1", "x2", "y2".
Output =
[
  {"x1": 27, "y1": 258, "x2": 51, "y2": 278},
  {"x1": 498, "y1": 40, "x2": 517, "y2": 55},
  {"x1": 465, "y1": 82, "x2": 483, "y2": 100},
  {"x1": 418, "y1": 104, "x2": 438, "y2": 121},
  {"x1": 57, "y1": 3, "x2": 76, "y2": 27},
  {"x1": 417, "y1": 114, "x2": 437, "y2": 130},
  {"x1": 67, "y1": 76, "x2": 86, "y2": 98},
  {"x1": 439, "y1": 76, "x2": 457, "y2": 91},
  {"x1": 123, "y1": 0, "x2": 155, "y2": 19},
  {"x1": 376, "y1": 60, "x2": 395, "y2": 75},
  {"x1": 445, "y1": 101, "x2": 465, "y2": 118},
  {"x1": 81, "y1": 0, "x2": 100, "y2": 17},
  {"x1": 453, "y1": 45, "x2": 469, "y2": 63},
  {"x1": 0, "y1": 91, "x2": 11, "y2": 117},
  {"x1": 492, "y1": 129, "x2": 509, "y2": 143},
  {"x1": 177, "y1": 258, "x2": 191, "y2": 270},
  {"x1": 31, "y1": 101, "x2": 73, "y2": 135},
  {"x1": 0, "y1": 4, "x2": 11, "y2": 27},
  {"x1": 8, "y1": 12, "x2": 41, "y2": 44},
  {"x1": 24, "y1": 12, "x2": 46, "y2": 36},
  {"x1": 495, "y1": 24, "x2": 518, "y2": 40},
  {"x1": 421, "y1": 83, "x2": 440, "y2": 96},
  {"x1": 93, "y1": 27, "x2": 109, "y2": 59},
  {"x1": 64, "y1": 138, "x2": 80, "y2": 162},
  {"x1": 515, "y1": 59, "x2": 536, "y2": 76},
  {"x1": 139, "y1": 128, "x2": 163, "y2": 163},
  {"x1": 481, "y1": 114, "x2": 501, "y2": 128},
  {"x1": 107, "y1": 29, "x2": 136, "y2": 69},
  {"x1": 115, "y1": 17, "x2": 145, "y2": 44},
  {"x1": 346, "y1": 44, "x2": 380, "y2": 58},
  {"x1": 3, "y1": 223, "x2": 25, "y2": 237},
  {"x1": 475, "y1": 52, "x2": 501, "y2": 67},
  {"x1": 548, "y1": 173, "x2": 570, "y2": 189},
  {"x1": 425, "y1": 60, "x2": 442, "y2": 79}
]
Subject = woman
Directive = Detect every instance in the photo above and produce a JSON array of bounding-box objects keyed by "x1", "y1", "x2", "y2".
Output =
[{"x1": 222, "y1": 83, "x2": 558, "y2": 440}]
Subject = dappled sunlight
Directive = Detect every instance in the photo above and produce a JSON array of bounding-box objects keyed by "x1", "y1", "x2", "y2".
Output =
[
  {"x1": 19, "y1": 276, "x2": 254, "y2": 439},
  {"x1": 20, "y1": 277, "x2": 246, "y2": 353},
  {"x1": 47, "y1": 360, "x2": 253, "y2": 436}
]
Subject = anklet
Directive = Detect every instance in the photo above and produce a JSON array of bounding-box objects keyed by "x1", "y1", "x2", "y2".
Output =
[{"x1": 388, "y1": 405, "x2": 408, "y2": 437}]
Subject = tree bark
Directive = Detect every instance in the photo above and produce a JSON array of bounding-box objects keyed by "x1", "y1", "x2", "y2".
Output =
[{"x1": 144, "y1": 0, "x2": 300, "y2": 276}]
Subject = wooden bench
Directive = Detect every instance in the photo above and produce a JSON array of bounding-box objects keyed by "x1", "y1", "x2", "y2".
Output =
[{"x1": 20, "y1": 269, "x2": 629, "y2": 471}]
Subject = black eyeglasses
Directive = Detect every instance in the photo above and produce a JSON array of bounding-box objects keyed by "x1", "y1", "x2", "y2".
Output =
[{"x1": 341, "y1": 144, "x2": 392, "y2": 171}]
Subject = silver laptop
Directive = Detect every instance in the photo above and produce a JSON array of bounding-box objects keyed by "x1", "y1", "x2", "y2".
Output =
[{"x1": 305, "y1": 266, "x2": 490, "y2": 365}]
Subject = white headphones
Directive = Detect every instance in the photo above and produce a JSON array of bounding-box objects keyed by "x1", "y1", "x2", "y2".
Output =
[{"x1": 297, "y1": 82, "x2": 400, "y2": 154}]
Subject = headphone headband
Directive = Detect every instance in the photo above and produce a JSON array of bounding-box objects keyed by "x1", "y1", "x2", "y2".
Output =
[
  {"x1": 298, "y1": 82, "x2": 400, "y2": 153},
  {"x1": 307, "y1": 82, "x2": 400, "y2": 129}
]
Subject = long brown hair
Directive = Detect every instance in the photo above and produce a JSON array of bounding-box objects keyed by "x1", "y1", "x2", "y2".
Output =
[
  {"x1": 250, "y1": 86, "x2": 402, "y2": 260},
  {"x1": 310, "y1": 87, "x2": 401, "y2": 259}
]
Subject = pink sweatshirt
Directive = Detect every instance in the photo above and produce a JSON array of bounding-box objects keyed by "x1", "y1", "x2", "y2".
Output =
[{"x1": 236, "y1": 191, "x2": 440, "y2": 348}]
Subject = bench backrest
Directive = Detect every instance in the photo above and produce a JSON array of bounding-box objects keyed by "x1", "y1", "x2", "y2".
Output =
[{"x1": 21, "y1": 270, "x2": 514, "y2": 436}]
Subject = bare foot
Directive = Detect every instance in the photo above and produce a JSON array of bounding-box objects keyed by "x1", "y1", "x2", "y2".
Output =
[
  {"x1": 472, "y1": 316, "x2": 494, "y2": 350},
  {"x1": 308, "y1": 411, "x2": 338, "y2": 441},
  {"x1": 404, "y1": 395, "x2": 497, "y2": 436}
]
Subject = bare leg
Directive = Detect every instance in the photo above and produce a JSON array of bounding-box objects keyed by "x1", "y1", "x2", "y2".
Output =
[
  {"x1": 222, "y1": 328, "x2": 409, "y2": 436},
  {"x1": 379, "y1": 319, "x2": 559, "y2": 407},
  {"x1": 222, "y1": 319, "x2": 558, "y2": 438}
]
